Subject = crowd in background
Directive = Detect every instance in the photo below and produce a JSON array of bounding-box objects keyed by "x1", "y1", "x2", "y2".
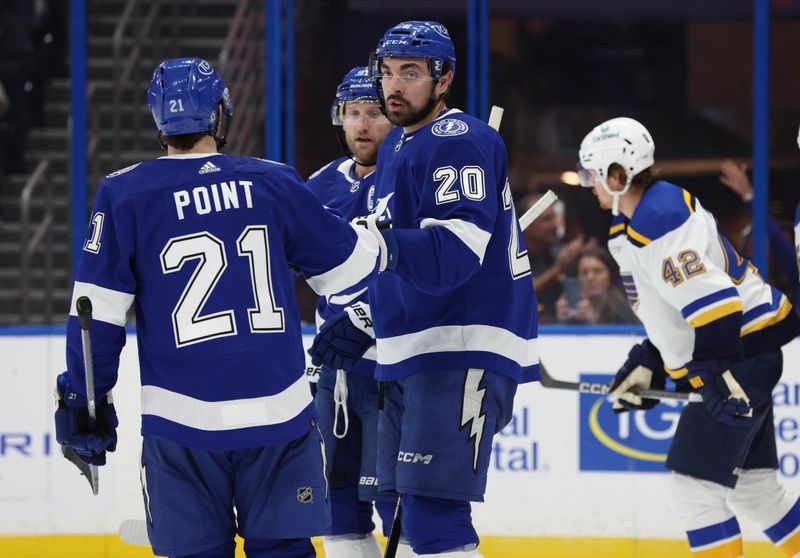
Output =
[{"x1": 0, "y1": 0, "x2": 67, "y2": 178}]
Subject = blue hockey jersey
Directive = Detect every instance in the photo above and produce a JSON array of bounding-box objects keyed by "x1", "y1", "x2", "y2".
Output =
[
  {"x1": 306, "y1": 157, "x2": 377, "y2": 377},
  {"x1": 369, "y1": 109, "x2": 539, "y2": 383},
  {"x1": 65, "y1": 153, "x2": 380, "y2": 450}
]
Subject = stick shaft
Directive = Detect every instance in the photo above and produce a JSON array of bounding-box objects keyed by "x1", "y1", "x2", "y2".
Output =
[
  {"x1": 383, "y1": 495, "x2": 402, "y2": 558},
  {"x1": 539, "y1": 363, "x2": 702, "y2": 403},
  {"x1": 519, "y1": 190, "x2": 558, "y2": 230},
  {"x1": 76, "y1": 295, "x2": 99, "y2": 494}
]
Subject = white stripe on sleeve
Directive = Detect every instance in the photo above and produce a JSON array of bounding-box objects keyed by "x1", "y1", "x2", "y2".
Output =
[
  {"x1": 306, "y1": 225, "x2": 378, "y2": 296},
  {"x1": 420, "y1": 217, "x2": 491, "y2": 264},
  {"x1": 69, "y1": 281, "x2": 135, "y2": 327}
]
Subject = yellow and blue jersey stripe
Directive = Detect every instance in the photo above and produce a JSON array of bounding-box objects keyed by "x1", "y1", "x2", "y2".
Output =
[{"x1": 680, "y1": 288, "x2": 743, "y2": 328}]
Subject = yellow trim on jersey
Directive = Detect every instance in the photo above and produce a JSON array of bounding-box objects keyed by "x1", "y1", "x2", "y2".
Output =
[
  {"x1": 741, "y1": 297, "x2": 793, "y2": 336},
  {"x1": 779, "y1": 527, "x2": 800, "y2": 557},
  {"x1": 683, "y1": 189, "x2": 695, "y2": 215},
  {"x1": 609, "y1": 223, "x2": 626, "y2": 235},
  {"x1": 688, "y1": 300, "x2": 744, "y2": 328},
  {"x1": 627, "y1": 226, "x2": 652, "y2": 246},
  {"x1": 666, "y1": 366, "x2": 689, "y2": 380},
  {"x1": 692, "y1": 536, "x2": 743, "y2": 558}
]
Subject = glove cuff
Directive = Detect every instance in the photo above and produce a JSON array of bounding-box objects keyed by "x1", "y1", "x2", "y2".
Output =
[{"x1": 344, "y1": 302, "x2": 375, "y2": 339}]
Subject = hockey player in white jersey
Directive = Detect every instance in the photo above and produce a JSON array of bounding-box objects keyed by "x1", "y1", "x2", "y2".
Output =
[
  {"x1": 309, "y1": 21, "x2": 539, "y2": 558},
  {"x1": 52, "y1": 57, "x2": 388, "y2": 558},
  {"x1": 306, "y1": 67, "x2": 397, "y2": 558},
  {"x1": 579, "y1": 116, "x2": 800, "y2": 558}
]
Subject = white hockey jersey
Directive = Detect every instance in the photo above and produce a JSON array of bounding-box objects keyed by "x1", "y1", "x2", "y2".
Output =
[{"x1": 609, "y1": 181, "x2": 799, "y2": 379}]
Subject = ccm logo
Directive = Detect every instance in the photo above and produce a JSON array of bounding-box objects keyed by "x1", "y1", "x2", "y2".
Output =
[{"x1": 397, "y1": 452, "x2": 433, "y2": 464}]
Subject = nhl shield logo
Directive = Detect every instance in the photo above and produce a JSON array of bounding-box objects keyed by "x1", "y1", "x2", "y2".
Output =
[
  {"x1": 350, "y1": 180, "x2": 360, "y2": 192},
  {"x1": 297, "y1": 487, "x2": 313, "y2": 504}
]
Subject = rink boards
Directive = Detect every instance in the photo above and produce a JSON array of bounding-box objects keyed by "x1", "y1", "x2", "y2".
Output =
[{"x1": 2, "y1": 325, "x2": 799, "y2": 557}]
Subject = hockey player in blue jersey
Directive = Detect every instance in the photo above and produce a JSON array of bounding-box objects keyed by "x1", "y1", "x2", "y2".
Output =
[
  {"x1": 306, "y1": 67, "x2": 397, "y2": 558},
  {"x1": 53, "y1": 58, "x2": 388, "y2": 558},
  {"x1": 309, "y1": 22, "x2": 539, "y2": 558},
  {"x1": 578, "y1": 117, "x2": 800, "y2": 558}
]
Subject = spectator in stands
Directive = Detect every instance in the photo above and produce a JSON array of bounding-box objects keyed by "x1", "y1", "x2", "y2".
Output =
[
  {"x1": 0, "y1": 4, "x2": 35, "y2": 174},
  {"x1": 518, "y1": 191, "x2": 595, "y2": 322},
  {"x1": 555, "y1": 247, "x2": 638, "y2": 325},
  {"x1": 719, "y1": 159, "x2": 798, "y2": 303}
]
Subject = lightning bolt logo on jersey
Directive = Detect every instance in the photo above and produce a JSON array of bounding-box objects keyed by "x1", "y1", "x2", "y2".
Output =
[
  {"x1": 369, "y1": 108, "x2": 539, "y2": 383},
  {"x1": 460, "y1": 369, "x2": 487, "y2": 472}
]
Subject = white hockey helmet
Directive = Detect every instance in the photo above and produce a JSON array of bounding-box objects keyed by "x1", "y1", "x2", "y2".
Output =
[{"x1": 578, "y1": 117, "x2": 655, "y2": 215}]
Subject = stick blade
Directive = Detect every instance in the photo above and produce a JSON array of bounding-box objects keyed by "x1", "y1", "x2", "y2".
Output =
[
  {"x1": 61, "y1": 445, "x2": 98, "y2": 495},
  {"x1": 488, "y1": 105, "x2": 504, "y2": 131},
  {"x1": 119, "y1": 519, "x2": 151, "y2": 546}
]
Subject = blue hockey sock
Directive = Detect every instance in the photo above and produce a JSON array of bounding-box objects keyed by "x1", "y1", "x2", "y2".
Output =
[{"x1": 401, "y1": 494, "x2": 478, "y2": 554}]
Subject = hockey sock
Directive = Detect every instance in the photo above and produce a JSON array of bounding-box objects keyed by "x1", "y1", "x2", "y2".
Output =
[
  {"x1": 685, "y1": 517, "x2": 743, "y2": 557},
  {"x1": 401, "y1": 494, "x2": 478, "y2": 554},
  {"x1": 322, "y1": 533, "x2": 382, "y2": 558}
]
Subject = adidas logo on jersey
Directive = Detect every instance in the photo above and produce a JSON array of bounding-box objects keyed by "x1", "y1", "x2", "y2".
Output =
[{"x1": 199, "y1": 161, "x2": 221, "y2": 174}]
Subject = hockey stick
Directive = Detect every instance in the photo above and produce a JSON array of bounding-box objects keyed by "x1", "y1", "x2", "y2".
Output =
[
  {"x1": 60, "y1": 296, "x2": 100, "y2": 495},
  {"x1": 119, "y1": 519, "x2": 150, "y2": 546},
  {"x1": 488, "y1": 104, "x2": 559, "y2": 231},
  {"x1": 488, "y1": 105, "x2": 504, "y2": 132},
  {"x1": 519, "y1": 190, "x2": 558, "y2": 231},
  {"x1": 383, "y1": 494, "x2": 403, "y2": 558},
  {"x1": 539, "y1": 362, "x2": 703, "y2": 403},
  {"x1": 77, "y1": 296, "x2": 100, "y2": 494}
]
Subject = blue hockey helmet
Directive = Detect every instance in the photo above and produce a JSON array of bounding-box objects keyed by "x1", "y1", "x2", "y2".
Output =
[
  {"x1": 147, "y1": 58, "x2": 233, "y2": 147},
  {"x1": 331, "y1": 66, "x2": 380, "y2": 126},
  {"x1": 369, "y1": 21, "x2": 456, "y2": 85}
]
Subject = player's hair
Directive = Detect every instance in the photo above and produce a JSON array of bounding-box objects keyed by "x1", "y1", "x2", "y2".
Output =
[
  {"x1": 163, "y1": 131, "x2": 213, "y2": 151},
  {"x1": 608, "y1": 163, "x2": 656, "y2": 190}
]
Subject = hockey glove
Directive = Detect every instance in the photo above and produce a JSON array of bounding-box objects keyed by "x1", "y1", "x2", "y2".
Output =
[
  {"x1": 609, "y1": 339, "x2": 665, "y2": 413},
  {"x1": 352, "y1": 214, "x2": 398, "y2": 272},
  {"x1": 54, "y1": 372, "x2": 118, "y2": 465},
  {"x1": 308, "y1": 301, "x2": 376, "y2": 370},
  {"x1": 685, "y1": 364, "x2": 753, "y2": 427}
]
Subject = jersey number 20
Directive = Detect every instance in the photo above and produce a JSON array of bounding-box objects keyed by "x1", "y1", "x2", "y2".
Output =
[{"x1": 160, "y1": 226, "x2": 284, "y2": 347}]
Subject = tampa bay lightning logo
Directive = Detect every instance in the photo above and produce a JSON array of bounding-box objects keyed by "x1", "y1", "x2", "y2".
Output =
[
  {"x1": 431, "y1": 119, "x2": 469, "y2": 137},
  {"x1": 430, "y1": 24, "x2": 450, "y2": 38},
  {"x1": 197, "y1": 60, "x2": 214, "y2": 75}
]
